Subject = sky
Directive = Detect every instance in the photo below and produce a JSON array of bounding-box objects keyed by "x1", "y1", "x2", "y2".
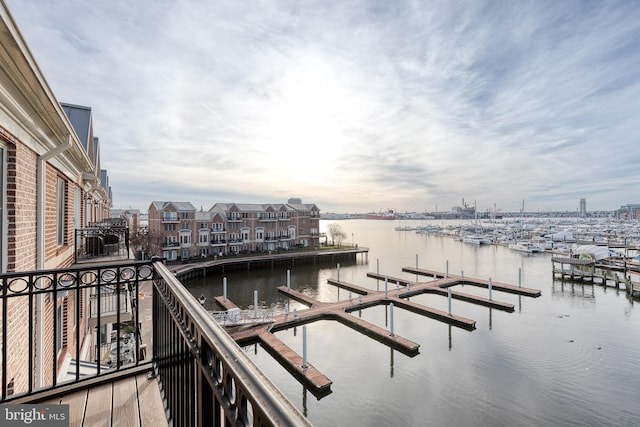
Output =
[{"x1": 5, "y1": 1, "x2": 640, "y2": 214}]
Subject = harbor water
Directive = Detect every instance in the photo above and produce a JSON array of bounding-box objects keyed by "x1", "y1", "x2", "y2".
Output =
[{"x1": 185, "y1": 219, "x2": 640, "y2": 427}]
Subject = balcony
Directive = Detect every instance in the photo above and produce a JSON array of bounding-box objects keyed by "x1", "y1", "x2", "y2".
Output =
[
  {"x1": 227, "y1": 216, "x2": 242, "y2": 222},
  {"x1": 75, "y1": 225, "x2": 130, "y2": 263},
  {"x1": 161, "y1": 216, "x2": 179, "y2": 223},
  {"x1": 1, "y1": 259, "x2": 309, "y2": 426},
  {"x1": 259, "y1": 216, "x2": 277, "y2": 222},
  {"x1": 162, "y1": 241, "x2": 179, "y2": 250}
]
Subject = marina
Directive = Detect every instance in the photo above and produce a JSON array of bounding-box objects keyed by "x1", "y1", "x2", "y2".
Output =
[{"x1": 184, "y1": 218, "x2": 640, "y2": 426}]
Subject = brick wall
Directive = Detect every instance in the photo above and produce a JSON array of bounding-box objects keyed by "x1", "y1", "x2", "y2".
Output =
[
  {"x1": 43, "y1": 165, "x2": 74, "y2": 268},
  {"x1": 0, "y1": 138, "x2": 35, "y2": 394},
  {"x1": 0, "y1": 298, "x2": 30, "y2": 395},
  {"x1": 6, "y1": 142, "x2": 38, "y2": 272},
  {"x1": 0, "y1": 133, "x2": 86, "y2": 394}
]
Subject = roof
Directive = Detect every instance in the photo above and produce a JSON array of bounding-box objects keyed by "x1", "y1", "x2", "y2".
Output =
[
  {"x1": 61, "y1": 103, "x2": 92, "y2": 151},
  {"x1": 572, "y1": 245, "x2": 613, "y2": 261},
  {"x1": 209, "y1": 202, "x2": 319, "y2": 213},
  {"x1": 149, "y1": 201, "x2": 196, "y2": 212},
  {"x1": 195, "y1": 211, "x2": 213, "y2": 221}
]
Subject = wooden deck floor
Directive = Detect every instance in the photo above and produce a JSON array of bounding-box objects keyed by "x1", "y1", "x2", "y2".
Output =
[{"x1": 43, "y1": 372, "x2": 167, "y2": 427}]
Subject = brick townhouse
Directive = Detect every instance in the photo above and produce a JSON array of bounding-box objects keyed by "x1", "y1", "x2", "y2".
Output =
[
  {"x1": 0, "y1": 2, "x2": 112, "y2": 397},
  {"x1": 148, "y1": 199, "x2": 320, "y2": 260}
]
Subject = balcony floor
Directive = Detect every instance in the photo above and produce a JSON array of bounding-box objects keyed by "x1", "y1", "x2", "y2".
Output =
[{"x1": 43, "y1": 371, "x2": 167, "y2": 427}]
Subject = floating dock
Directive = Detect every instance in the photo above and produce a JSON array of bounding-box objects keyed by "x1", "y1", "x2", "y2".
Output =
[{"x1": 211, "y1": 266, "x2": 542, "y2": 397}]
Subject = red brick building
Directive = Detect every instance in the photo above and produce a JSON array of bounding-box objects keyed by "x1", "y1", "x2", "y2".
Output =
[
  {"x1": 1, "y1": 3, "x2": 113, "y2": 396},
  {"x1": 148, "y1": 199, "x2": 320, "y2": 260}
]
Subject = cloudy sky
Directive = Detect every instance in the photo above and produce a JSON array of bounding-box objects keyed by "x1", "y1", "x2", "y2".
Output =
[{"x1": 6, "y1": 1, "x2": 640, "y2": 214}]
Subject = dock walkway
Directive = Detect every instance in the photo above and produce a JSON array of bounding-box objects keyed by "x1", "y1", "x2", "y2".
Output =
[{"x1": 211, "y1": 266, "x2": 541, "y2": 397}]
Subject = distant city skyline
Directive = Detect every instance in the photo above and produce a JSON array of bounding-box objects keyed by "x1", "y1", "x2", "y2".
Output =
[{"x1": 6, "y1": 1, "x2": 640, "y2": 213}]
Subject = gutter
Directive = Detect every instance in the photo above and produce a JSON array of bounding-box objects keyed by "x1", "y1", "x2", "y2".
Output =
[{"x1": 35, "y1": 135, "x2": 73, "y2": 388}]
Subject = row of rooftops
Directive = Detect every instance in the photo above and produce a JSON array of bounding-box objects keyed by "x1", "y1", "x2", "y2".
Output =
[
  {"x1": 61, "y1": 102, "x2": 112, "y2": 206},
  {"x1": 149, "y1": 198, "x2": 319, "y2": 217}
]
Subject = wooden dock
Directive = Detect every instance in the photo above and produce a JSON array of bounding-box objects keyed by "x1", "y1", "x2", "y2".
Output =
[
  {"x1": 257, "y1": 330, "x2": 332, "y2": 398},
  {"x1": 400, "y1": 267, "x2": 542, "y2": 297},
  {"x1": 212, "y1": 266, "x2": 541, "y2": 397},
  {"x1": 551, "y1": 256, "x2": 640, "y2": 297}
]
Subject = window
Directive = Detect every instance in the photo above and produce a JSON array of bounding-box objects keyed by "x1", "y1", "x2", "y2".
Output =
[
  {"x1": 180, "y1": 233, "x2": 191, "y2": 245},
  {"x1": 56, "y1": 177, "x2": 66, "y2": 246},
  {"x1": 163, "y1": 250, "x2": 177, "y2": 260},
  {"x1": 163, "y1": 212, "x2": 177, "y2": 221},
  {"x1": 181, "y1": 223, "x2": 189, "y2": 230},
  {"x1": 164, "y1": 223, "x2": 176, "y2": 231}
]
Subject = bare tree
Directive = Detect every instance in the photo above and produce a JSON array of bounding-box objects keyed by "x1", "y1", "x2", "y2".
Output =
[
  {"x1": 130, "y1": 229, "x2": 163, "y2": 259},
  {"x1": 327, "y1": 222, "x2": 347, "y2": 247}
]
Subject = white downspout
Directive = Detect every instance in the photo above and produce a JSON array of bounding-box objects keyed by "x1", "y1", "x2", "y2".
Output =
[{"x1": 35, "y1": 135, "x2": 73, "y2": 388}]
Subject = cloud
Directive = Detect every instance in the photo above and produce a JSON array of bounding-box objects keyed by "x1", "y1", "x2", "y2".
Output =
[{"x1": 6, "y1": 0, "x2": 640, "y2": 213}]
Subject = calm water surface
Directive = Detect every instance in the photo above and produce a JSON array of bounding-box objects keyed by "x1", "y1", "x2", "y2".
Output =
[{"x1": 185, "y1": 220, "x2": 640, "y2": 427}]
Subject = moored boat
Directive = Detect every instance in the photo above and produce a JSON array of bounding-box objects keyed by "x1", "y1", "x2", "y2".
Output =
[
  {"x1": 508, "y1": 241, "x2": 544, "y2": 253},
  {"x1": 462, "y1": 234, "x2": 492, "y2": 245}
]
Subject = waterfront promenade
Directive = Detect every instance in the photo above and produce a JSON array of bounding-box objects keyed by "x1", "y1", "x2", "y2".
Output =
[{"x1": 169, "y1": 246, "x2": 369, "y2": 279}]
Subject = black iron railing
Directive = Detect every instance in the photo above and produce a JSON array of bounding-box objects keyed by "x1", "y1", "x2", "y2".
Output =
[
  {"x1": 75, "y1": 224, "x2": 130, "y2": 262},
  {"x1": 152, "y1": 260, "x2": 309, "y2": 426},
  {"x1": 1, "y1": 258, "x2": 310, "y2": 426},
  {"x1": 0, "y1": 261, "x2": 153, "y2": 401}
]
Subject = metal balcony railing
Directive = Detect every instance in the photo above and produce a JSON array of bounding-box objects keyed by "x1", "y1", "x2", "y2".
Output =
[
  {"x1": 0, "y1": 259, "x2": 309, "y2": 426},
  {"x1": 89, "y1": 289, "x2": 132, "y2": 327},
  {"x1": 75, "y1": 225, "x2": 130, "y2": 263},
  {"x1": 1, "y1": 261, "x2": 152, "y2": 401}
]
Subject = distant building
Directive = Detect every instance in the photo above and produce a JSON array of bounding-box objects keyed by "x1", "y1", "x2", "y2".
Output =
[
  {"x1": 111, "y1": 208, "x2": 141, "y2": 235},
  {"x1": 616, "y1": 204, "x2": 640, "y2": 220},
  {"x1": 579, "y1": 199, "x2": 587, "y2": 218},
  {"x1": 147, "y1": 199, "x2": 320, "y2": 260}
]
